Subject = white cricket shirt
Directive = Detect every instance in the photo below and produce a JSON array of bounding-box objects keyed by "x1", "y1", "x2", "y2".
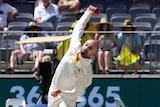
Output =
[{"x1": 49, "y1": 11, "x2": 93, "y2": 107}]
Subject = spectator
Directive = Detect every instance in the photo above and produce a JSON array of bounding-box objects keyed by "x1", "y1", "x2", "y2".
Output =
[
  {"x1": 58, "y1": 0, "x2": 80, "y2": 14},
  {"x1": 34, "y1": 0, "x2": 59, "y2": 30},
  {"x1": 0, "y1": 0, "x2": 18, "y2": 29},
  {"x1": 117, "y1": 19, "x2": 141, "y2": 74},
  {"x1": 57, "y1": 9, "x2": 97, "y2": 60},
  {"x1": 95, "y1": 18, "x2": 117, "y2": 74},
  {"x1": 6, "y1": 22, "x2": 44, "y2": 74}
]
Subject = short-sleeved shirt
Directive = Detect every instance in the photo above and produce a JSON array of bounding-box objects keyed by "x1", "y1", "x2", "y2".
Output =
[
  {"x1": 0, "y1": 3, "x2": 16, "y2": 26},
  {"x1": 20, "y1": 34, "x2": 44, "y2": 54},
  {"x1": 117, "y1": 32, "x2": 141, "y2": 53},
  {"x1": 34, "y1": 3, "x2": 59, "y2": 20}
]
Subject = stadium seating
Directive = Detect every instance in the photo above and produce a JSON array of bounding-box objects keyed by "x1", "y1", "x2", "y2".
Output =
[
  {"x1": 56, "y1": 24, "x2": 71, "y2": 31},
  {"x1": 134, "y1": 13, "x2": 157, "y2": 29},
  {"x1": 79, "y1": 0, "x2": 89, "y2": 9},
  {"x1": 105, "y1": 4, "x2": 127, "y2": 21},
  {"x1": 129, "y1": 4, "x2": 151, "y2": 20},
  {"x1": 8, "y1": 21, "x2": 28, "y2": 27},
  {"x1": 5, "y1": 98, "x2": 26, "y2": 107},
  {"x1": 133, "y1": 0, "x2": 155, "y2": 7},
  {"x1": 56, "y1": 22, "x2": 73, "y2": 35},
  {"x1": 36, "y1": 22, "x2": 54, "y2": 31},
  {"x1": 133, "y1": 22, "x2": 152, "y2": 41},
  {"x1": 144, "y1": 39, "x2": 160, "y2": 61},
  {"x1": 154, "y1": 23, "x2": 160, "y2": 31},
  {"x1": 0, "y1": 39, "x2": 19, "y2": 61},
  {"x1": 114, "y1": 97, "x2": 126, "y2": 107},
  {"x1": 90, "y1": 13, "x2": 107, "y2": 23},
  {"x1": 60, "y1": 16, "x2": 76, "y2": 23},
  {"x1": 58, "y1": 21, "x2": 73, "y2": 26},
  {"x1": 8, "y1": 24, "x2": 27, "y2": 31},
  {"x1": 14, "y1": 14, "x2": 34, "y2": 22},
  {"x1": 148, "y1": 33, "x2": 160, "y2": 40},
  {"x1": 2, "y1": 34, "x2": 21, "y2": 41},
  {"x1": 0, "y1": 39, "x2": 19, "y2": 49},
  {"x1": 89, "y1": 0, "x2": 106, "y2": 13},
  {"x1": 0, "y1": 24, "x2": 3, "y2": 31},
  {"x1": 110, "y1": 0, "x2": 132, "y2": 8},
  {"x1": 111, "y1": 22, "x2": 123, "y2": 31},
  {"x1": 133, "y1": 22, "x2": 152, "y2": 31},
  {"x1": 13, "y1": 3, "x2": 34, "y2": 14},
  {"x1": 152, "y1": 5, "x2": 160, "y2": 18},
  {"x1": 110, "y1": 13, "x2": 132, "y2": 22},
  {"x1": 62, "y1": 13, "x2": 75, "y2": 17},
  {"x1": 2, "y1": 0, "x2": 160, "y2": 74}
]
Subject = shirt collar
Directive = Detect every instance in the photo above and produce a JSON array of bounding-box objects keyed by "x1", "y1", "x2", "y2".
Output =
[
  {"x1": 72, "y1": 52, "x2": 92, "y2": 67},
  {"x1": 79, "y1": 57, "x2": 92, "y2": 67},
  {"x1": 40, "y1": 3, "x2": 51, "y2": 9}
]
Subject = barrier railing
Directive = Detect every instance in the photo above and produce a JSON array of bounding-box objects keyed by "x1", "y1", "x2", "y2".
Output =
[{"x1": 0, "y1": 31, "x2": 160, "y2": 74}]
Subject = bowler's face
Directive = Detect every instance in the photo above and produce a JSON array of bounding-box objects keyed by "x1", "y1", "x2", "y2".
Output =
[{"x1": 80, "y1": 40, "x2": 97, "y2": 58}]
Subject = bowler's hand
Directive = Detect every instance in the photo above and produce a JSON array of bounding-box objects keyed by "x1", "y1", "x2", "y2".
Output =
[
  {"x1": 51, "y1": 90, "x2": 61, "y2": 97},
  {"x1": 87, "y1": 5, "x2": 99, "y2": 15}
]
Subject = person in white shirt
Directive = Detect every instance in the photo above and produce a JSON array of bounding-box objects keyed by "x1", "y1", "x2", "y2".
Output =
[
  {"x1": 0, "y1": 0, "x2": 18, "y2": 27},
  {"x1": 6, "y1": 22, "x2": 44, "y2": 74},
  {"x1": 48, "y1": 5, "x2": 99, "y2": 107},
  {"x1": 34, "y1": 0, "x2": 59, "y2": 30}
]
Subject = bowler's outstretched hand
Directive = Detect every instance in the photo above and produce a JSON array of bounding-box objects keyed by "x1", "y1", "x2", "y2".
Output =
[
  {"x1": 51, "y1": 90, "x2": 61, "y2": 97},
  {"x1": 87, "y1": 5, "x2": 100, "y2": 15}
]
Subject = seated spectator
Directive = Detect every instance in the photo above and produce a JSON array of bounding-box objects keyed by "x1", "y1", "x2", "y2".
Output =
[
  {"x1": 0, "y1": 0, "x2": 18, "y2": 30},
  {"x1": 95, "y1": 18, "x2": 117, "y2": 74},
  {"x1": 34, "y1": 0, "x2": 59, "y2": 30},
  {"x1": 57, "y1": 9, "x2": 97, "y2": 60},
  {"x1": 58, "y1": 0, "x2": 80, "y2": 14},
  {"x1": 117, "y1": 19, "x2": 141, "y2": 74},
  {"x1": 6, "y1": 22, "x2": 44, "y2": 74}
]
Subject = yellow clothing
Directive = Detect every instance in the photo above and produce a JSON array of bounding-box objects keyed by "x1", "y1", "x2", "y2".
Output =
[
  {"x1": 117, "y1": 45, "x2": 140, "y2": 66},
  {"x1": 57, "y1": 39, "x2": 70, "y2": 60},
  {"x1": 70, "y1": 21, "x2": 97, "y2": 45},
  {"x1": 57, "y1": 21, "x2": 97, "y2": 60}
]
